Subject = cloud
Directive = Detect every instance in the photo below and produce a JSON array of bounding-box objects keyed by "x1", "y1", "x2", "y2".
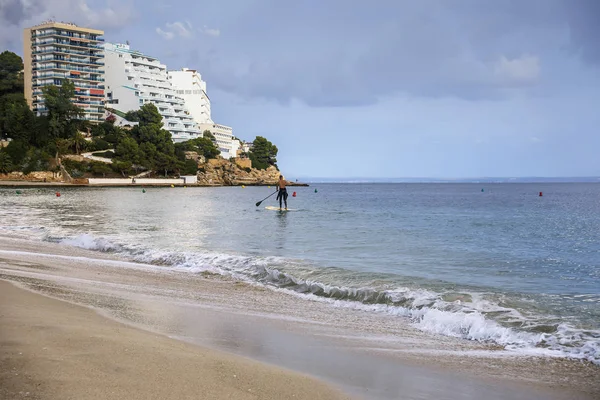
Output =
[
  {"x1": 494, "y1": 55, "x2": 540, "y2": 85},
  {"x1": 166, "y1": 21, "x2": 192, "y2": 38},
  {"x1": 563, "y1": 0, "x2": 600, "y2": 64},
  {"x1": 187, "y1": 0, "x2": 600, "y2": 107},
  {"x1": 202, "y1": 25, "x2": 220, "y2": 37},
  {"x1": 156, "y1": 27, "x2": 174, "y2": 40},
  {"x1": 0, "y1": 0, "x2": 134, "y2": 50},
  {"x1": 156, "y1": 20, "x2": 196, "y2": 40}
]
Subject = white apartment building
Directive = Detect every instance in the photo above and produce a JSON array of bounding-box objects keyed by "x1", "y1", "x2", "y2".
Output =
[
  {"x1": 168, "y1": 68, "x2": 211, "y2": 125},
  {"x1": 24, "y1": 21, "x2": 105, "y2": 123},
  {"x1": 169, "y1": 68, "x2": 237, "y2": 159},
  {"x1": 103, "y1": 43, "x2": 200, "y2": 142},
  {"x1": 241, "y1": 142, "x2": 253, "y2": 153},
  {"x1": 197, "y1": 123, "x2": 238, "y2": 159}
]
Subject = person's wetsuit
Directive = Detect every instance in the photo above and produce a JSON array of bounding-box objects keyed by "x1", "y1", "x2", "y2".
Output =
[{"x1": 276, "y1": 185, "x2": 288, "y2": 209}]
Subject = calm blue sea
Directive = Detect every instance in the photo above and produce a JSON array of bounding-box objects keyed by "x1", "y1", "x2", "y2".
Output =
[{"x1": 1, "y1": 183, "x2": 599, "y2": 363}]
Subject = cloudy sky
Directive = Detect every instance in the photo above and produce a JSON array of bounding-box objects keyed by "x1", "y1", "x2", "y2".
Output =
[{"x1": 1, "y1": 0, "x2": 599, "y2": 178}]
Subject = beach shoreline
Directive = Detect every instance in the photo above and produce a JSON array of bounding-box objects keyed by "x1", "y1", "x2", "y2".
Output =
[
  {"x1": 0, "y1": 180, "x2": 309, "y2": 187},
  {"x1": 0, "y1": 236, "x2": 598, "y2": 400},
  {"x1": 0, "y1": 279, "x2": 350, "y2": 400}
]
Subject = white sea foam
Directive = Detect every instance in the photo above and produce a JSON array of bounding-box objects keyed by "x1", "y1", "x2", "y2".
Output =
[
  {"x1": 52, "y1": 233, "x2": 600, "y2": 365},
  {"x1": 60, "y1": 234, "x2": 121, "y2": 252}
]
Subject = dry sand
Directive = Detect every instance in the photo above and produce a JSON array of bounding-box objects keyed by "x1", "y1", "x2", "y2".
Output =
[{"x1": 0, "y1": 280, "x2": 351, "y2": 400}]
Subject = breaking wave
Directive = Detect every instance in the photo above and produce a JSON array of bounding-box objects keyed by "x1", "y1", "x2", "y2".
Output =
[{"x1": 55, "y1": 233, "x2": 600, "y2": 365}]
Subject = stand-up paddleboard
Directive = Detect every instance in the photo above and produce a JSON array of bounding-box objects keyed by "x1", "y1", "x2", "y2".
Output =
[{"x1": 265, "y1": 206, "x2": 296, "y2": 211}]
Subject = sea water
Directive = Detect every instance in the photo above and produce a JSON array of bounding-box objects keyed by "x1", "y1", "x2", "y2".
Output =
[{"x1": 0, "y1": 183, "x2": 598, "y2": 364}]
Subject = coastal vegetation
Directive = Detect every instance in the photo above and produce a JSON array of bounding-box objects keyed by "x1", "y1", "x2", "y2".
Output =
[
  {"x1": 0, "y1": 50, "x2": 279, "y2": 180},
  {"x1": 249, "y1": 136, "x2": 278, "y2": 170}
]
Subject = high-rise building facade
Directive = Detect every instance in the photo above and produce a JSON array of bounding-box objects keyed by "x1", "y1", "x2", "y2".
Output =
[
  {"x1": 168, "y1": 68, "x2": 212, "y2": 125},
  {"x1": 169, "y1": 68, "x2": 237, "y2": 158},
  {"x1": 104, "y1": 43, "x2": 201, "y2": 142},
  {"x1": 23, "y1": 21, "x2": 106, "y2": 122}
]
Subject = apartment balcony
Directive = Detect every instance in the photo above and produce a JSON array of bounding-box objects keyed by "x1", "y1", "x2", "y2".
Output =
[
  {"x1": 130, "y1": 57, "x2": 162, "y2": 68},
  {"x1": 39, "y1": 73, "x2": 104, "y2": 83},
  {"x1": 33, "y1": 38, "x2": 104, "y2": 51},
  {"x1": 34, "y1": 64, "x2": 103, "y2": 73},
  {"x1": 81, "y1": 108, "x2": 105, "y2": 115},
  {"x1": 32, "y1": 31, "x2": 105, "y2": 43},
  {"x1": 33, "y1": 81, "x2": 105, "y2": 90},
  {"x1": 40, "y1": 57, "x2": 105, "y2": 66},
  {"x1": 33, "y1": 48, "x2": 104, "y2": 58},
  {"x1": 164, "y1": 97, "x2": 184, "y2": 105},
  {"x1": 75, "y1": 92, "x2": 104, "y2": 98},
  {"x1": 74, "y1": 100, "x2": 104, "y2": 106}
]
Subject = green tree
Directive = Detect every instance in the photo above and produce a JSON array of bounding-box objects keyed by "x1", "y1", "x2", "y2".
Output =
[
  {"x1": 248, "y1": 136, "x2": 278, "y2": 170},
  {"x1": 30, "y1": 116, "x2": 51, "y2": 148},
  {"x1": 115, "y1": 136, "x2": 142, "y2": 166},
  {"x1": 175, "y1": 137, "x2": 220, "y2": 161},
  {"x1": 4, "y1": 140, "x2": 29, "y2": 166},
  {"x1": 0, "y1": 151, "x2": 13, "y2": 173},
  {"x1": 21, "y1": 148, "x2": 51, "y2": 174},
  {"x1": 124, "y1": 110, "x2": 140, "y2": 122},
  {"x1": 71, "y1": 131, "x2": 87, "y2": 155},
  {"x1": 0, "y1": 51, "x2": 28, "y2": 140},
  {"x1": 42, "y1": 80, "x2": 84, "y2": 140},
  {"x1": 155, "y1": 151, "x2": 179, "y2": 177},
  {"x1": 1, "y1": 98, "x2": 36, "y2": 142},
  {"x1": 0, "y1": 51, "x2": 24, "y2": 97},
  {"x1": 112, "y1": 160, "x2": 133, "y2": 177},
  {"x1": 91, "y1": 137, "x2": 111, "y2": 151},
  {"x1": 90, "y1": 161, "x2": 113, "y2": 177},
  {"x1": 203, "y1": 130, "x2": 215, "y2": 141},
  {"x1": 136, "y1": 103, "x2": 163, "y2": 126},
  {"x1": 55, "y1": 138, "x2": 72, "y2": 157},
  {"x1": 181, "y1": 159, "x2": 198, "y2": 175},
  {"x1": 197, "y1": 137, "x2": 220, "y2": 159},
  {"x1": 123, "y1": 104, "x2": 178, "y2": 175}
]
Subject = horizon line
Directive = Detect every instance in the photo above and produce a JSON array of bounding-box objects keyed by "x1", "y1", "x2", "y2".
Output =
[{"x1": 293, "y1": 176, "x2": 600, "y2": 182}]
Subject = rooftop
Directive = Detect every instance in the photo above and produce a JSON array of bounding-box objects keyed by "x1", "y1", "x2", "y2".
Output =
[{"x1": 29, "y1": 20, "x2": 104, "y2": 35}]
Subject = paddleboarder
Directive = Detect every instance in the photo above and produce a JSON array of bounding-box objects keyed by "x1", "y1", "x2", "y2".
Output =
[{"x1": 276, "y1": 175, "x2": 289, "y2": 210}]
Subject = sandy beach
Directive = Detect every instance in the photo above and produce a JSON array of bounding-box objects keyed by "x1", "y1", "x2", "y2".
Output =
[
  {"x1": 0, "y1": 280, "x2": 350, "y2": 400},
  {"x1": 0, "y1": 236, "x2": 598, "y2": 400}
]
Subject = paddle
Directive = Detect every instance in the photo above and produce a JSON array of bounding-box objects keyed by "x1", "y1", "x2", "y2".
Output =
[{"x1": 255, "y1": 190, "x2": 278, "y2": 207}]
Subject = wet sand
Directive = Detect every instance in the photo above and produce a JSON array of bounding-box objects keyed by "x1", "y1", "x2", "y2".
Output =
[
  {"x1": 0, "y1": 236, "x2": 598, "y2": 400},
  {"x1": 0, "y1": 280, "x2": 350, "y2": 400}
]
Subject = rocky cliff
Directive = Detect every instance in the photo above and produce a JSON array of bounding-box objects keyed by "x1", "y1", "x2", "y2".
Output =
[{"x1": 197, "y1": 158, "x2": 284, "y2": 186}]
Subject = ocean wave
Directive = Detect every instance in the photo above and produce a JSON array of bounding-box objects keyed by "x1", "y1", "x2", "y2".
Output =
[{"x1": 54, "y1": 233, "x2": 600, "y2": 365}]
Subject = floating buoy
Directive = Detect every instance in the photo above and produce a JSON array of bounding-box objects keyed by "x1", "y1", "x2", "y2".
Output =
[
  {"x1": 268, "y1": 186, "x2": 270, "y2": 189},
  {"x1": 242, "y1": 185, "x2": 245, "y2": 189},
  {"x1": 539, "y1": 192, "x2": 543, "y2": 197},
  {"x1": 314, "y1": 189, "x2": 318, "y2": 193},
  {"x1": 15, "y1": 190, "x2": 21, "y2": 195},
  {"x1": 142, "y1": 189, "x2": 146, "y2": 193},
  {"x1": 184, "y1": 186, "x2": 187, "y2": 188},
  {"x1": 55, "y1": 192, "x2": 61, "y2": 197},
  {"x1": 292, "y1": 191, "x2": 296, "y2": 197},
  {"x1": 481, "y1": 188, "x2": 484, "y2": 192},
  {"x1": 171, "y1": 184, "x2": 174, "y2": 188}
]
